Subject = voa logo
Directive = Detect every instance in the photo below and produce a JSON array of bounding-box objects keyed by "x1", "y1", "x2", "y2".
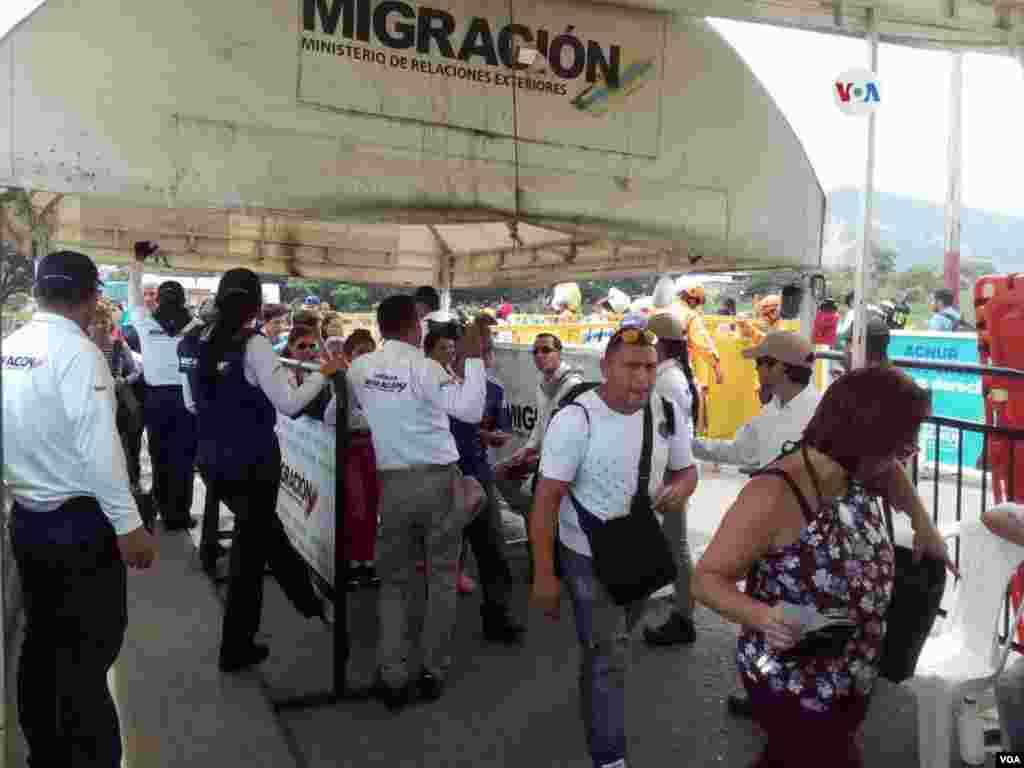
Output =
[
  {"x1": 997, "y1": 754, "x2": 1022, "y2": 765},
  {"x1": 835, "y1": 68, "x2": 881, "y2": 116}
]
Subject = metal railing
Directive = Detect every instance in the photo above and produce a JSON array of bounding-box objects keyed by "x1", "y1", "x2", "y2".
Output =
[{"x1": 817, "y1": 350, "x2": 1024, "y2": 649}]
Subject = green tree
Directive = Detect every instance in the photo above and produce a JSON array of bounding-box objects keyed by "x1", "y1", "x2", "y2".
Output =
[
  {"x1": 0, "y1": 239, "x2": 36, "y2": 308},
  {"x1": 876, "y1": 246, "x2": 898, "y2": 274},
  {"x1": 331, "y1": 283, "x2": 369, "y2": 311}
]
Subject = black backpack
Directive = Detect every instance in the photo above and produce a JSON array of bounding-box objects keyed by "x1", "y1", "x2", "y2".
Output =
[{"x1": 552, "y1": 381, "x2": 676, "y2": 437}]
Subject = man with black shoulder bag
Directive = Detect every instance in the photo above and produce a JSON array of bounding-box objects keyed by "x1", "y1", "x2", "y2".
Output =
[{"x1": 530, "y1": 324, "x2": 698, "y2": 768}]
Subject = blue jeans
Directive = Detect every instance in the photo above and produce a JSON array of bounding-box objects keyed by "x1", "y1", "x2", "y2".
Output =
[{"x1": 561, "y1": 544, "x2": 644, "y2": 768}]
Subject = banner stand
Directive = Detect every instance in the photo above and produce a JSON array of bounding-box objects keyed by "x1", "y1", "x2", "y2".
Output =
[{"x1": 272, "y1": 369, "x2": 363, "y2": 711}]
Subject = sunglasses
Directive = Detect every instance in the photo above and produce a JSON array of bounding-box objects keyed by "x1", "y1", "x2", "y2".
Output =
[
  {"x1": 532, "y1": 346, "x2": 557, "y2": 355},
  {"x1": 755, "y1": 356, "x2": 778, "y2": 369},
  {"x1": 296, "y1": 343, "x2": 319, "y2": 352},
  {"x1": 894, "y1": 441, "x2": 920, "y2": 461},
  {"x1": 614, "y1": 328, "x2": 658, "y2": 345}
]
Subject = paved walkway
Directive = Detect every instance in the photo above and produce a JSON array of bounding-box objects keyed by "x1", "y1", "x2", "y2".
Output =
[{"x1": 8, "y1": 456, "x2": 1016, "y2": 767}]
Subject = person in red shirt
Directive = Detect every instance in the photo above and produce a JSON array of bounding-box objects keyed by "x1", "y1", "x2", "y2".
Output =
[
  {"x1": 812, "y1": 297, "x2": 840, "y2": 347},
  {"x1": 497, "y1": 299, "x2": 513, "y2": 322}
]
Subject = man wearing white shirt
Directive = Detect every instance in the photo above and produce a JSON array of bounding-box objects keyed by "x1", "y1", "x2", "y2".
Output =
[
  {"x1": 3, "y1": 251, "x2": 156, "y2": 767},
  {"x1": 530, "y1": 326, "x2": 698, "y2": 768},
  {"x1": 347, "y1": 295, "x2": 488, "y2": 708},
  {"x1": 692, "y1": 332, "x2": 821, "y2": 472}
]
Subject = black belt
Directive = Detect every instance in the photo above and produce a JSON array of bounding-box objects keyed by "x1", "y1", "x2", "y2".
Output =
[{"x1": 145, "y1": 382, "x2": 181, "y2": 389}]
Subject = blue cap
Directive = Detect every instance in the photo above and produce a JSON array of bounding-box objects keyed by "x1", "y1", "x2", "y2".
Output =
[
  {"x1": 35, "y1": 250, "x2": 103, "y2": 291},
  {"x1": 303, "y1": 295, "x2": 320, "y2": 306}
]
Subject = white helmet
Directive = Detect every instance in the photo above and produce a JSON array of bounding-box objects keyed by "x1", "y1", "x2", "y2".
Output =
[{"x1": 652, "y1": 275, "x2": 677, "y2": 309}]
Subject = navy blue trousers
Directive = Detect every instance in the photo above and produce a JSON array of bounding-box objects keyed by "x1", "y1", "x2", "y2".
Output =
[
  {"x1": 10, "y1": 498, "x2": 126, "y2": 768},
  {"x1": 143, "y1": 385, "x2": 197, "y2": 525}
]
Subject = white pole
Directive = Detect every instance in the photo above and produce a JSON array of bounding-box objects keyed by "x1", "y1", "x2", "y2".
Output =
[
  {"x1": 852, "y1": 8, "x2": 879, "y2": 370},
  {"x1": 943, "y1": 52, "x2": 964, "y2": 305}
]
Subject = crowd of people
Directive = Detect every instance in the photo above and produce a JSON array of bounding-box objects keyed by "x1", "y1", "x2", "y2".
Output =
[{"x1": 6, "y1": 241, "x2": 1016, "y2": 768}]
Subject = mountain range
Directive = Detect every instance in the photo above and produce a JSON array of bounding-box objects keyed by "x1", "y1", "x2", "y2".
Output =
[{"x1": 826, "y1": 187, "x2": 1023, "y2": 272}]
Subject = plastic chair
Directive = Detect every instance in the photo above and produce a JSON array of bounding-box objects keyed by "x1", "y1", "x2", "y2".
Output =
[{"x1": 903, "y1": 510, "x2": 1024, "y2": 768}]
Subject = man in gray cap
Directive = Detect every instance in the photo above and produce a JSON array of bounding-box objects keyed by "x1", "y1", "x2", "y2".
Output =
[{"x1": 693, "y1": 332, "x2": 820, "y2": 472}]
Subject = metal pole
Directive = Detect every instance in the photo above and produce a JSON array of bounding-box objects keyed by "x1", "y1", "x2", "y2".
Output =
[
  {"x1": 852, "y1": 8, "x2": 879, "y2": 370},
  {"x1": 943, "y1": 52, "x2": 964, "y2": 306}
]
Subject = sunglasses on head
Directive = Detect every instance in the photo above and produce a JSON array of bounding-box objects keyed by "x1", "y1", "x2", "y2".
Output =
[
  {"x1": 755, "y1": 356, "x2": 778, "y2": 369},
  {"x1": 614, "y1": 328, "x2": 658, "y2": 346}
]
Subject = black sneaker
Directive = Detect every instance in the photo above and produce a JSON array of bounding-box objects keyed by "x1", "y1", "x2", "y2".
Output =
[
  {"x1": 371, "y1": 674, "x2": 411, "y2": 712},
  {"x1": 163, "y1": 518, "x2": 198, "y2": 532},
  {"x1": 481, "y1": 605, "x2": 525, "y2": 645},
  {"x1": 360, "y1": 564, "x2": 381, "y2": 588},
  {"x1": 643, "y1": 611, "x2": 697, "y2": 646},
  {"x1": 218, "y1": 642, "x2": 270, "y2": 673},
  {"x1": 726, "y1": 691, "x2": 754, "y2": 719},
  {"x1": 416, "y1": 670, "x2": 444, "y2": 702}
]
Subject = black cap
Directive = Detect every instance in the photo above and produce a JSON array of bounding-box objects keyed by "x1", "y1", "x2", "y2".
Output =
[
  {"x1": 157, "y1": 281, "x2": 186, "y2": 306},
  {"x1": 216, "y1": 268, "x2": 261, "y2": 303},
  {"x1": 35, "y1": 250, "x2": 103, "y2": 291}
]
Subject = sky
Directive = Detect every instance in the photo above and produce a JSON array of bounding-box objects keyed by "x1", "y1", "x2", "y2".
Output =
[{"x1": 2, "y1": 3, "x2": 1023, "y2": 216}]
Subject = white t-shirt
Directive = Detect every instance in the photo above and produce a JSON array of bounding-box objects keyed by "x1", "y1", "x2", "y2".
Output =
[
  {"x1": 654, "y1": 359, "x2": 693, "y2": 423},
  {"x1": 540, "y1": 389, "x2": 695, "y2": 557}
]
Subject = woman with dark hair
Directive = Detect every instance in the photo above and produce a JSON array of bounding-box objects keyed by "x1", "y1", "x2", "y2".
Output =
[
  {"x1": 128, "y1": 255, "x2": 201, "y2": 530},
  {"x1": 178, "y1": 268, "x2": 344, "y2": 672},
  {"x1": 694, "y1": 366, "x2": 954, "y2": 768}
]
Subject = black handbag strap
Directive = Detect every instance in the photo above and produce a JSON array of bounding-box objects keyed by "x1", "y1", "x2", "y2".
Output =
[
  {"x1": 882, "y1": 497, "x2": 896, "y2": 543},
  {"x1": 753, "y1": 468, "x2": 815, "y2": 523},
  {"x1": 637, "y1": 401, "x2": 653, "y2": 497}
]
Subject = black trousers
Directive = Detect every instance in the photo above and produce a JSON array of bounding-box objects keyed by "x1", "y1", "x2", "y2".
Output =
[
  {"x1": 462, "y1": 478, "x2": 512, "y2": 610},
  {"x1": 119, "y1": 425, "x2": 143, "y2": 488},
  {"x1": 215, "y1": 449, "x2": 322, "y2": 654},
  {"x1": 10, "y1": 498, "x2": 127, "y2": 768},
  {"x1": 143, "y1": 385, "x2": 197, "y2": 525}
]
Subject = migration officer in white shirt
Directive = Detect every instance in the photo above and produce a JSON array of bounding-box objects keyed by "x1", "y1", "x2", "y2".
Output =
[
  {"x1": 347, "y1": 295, "x2": 488, "y2": 709},
  {"x1": 127, "y1": 241, "x2": 200, "y2": 530},
  {"x1": 2, "y1": 250, "x2": 156, "y2": 768},
  {"x1": 692, "y1": 331, "x2": 821, "y2": 472}
]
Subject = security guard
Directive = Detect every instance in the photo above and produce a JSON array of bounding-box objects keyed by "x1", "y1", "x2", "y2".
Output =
[
  {"x1": 2, "y1": 250, "x2": 157, "y2": 768},
  {"x1": 127, "y1": 241, "x2": 200, "y2": 529}
]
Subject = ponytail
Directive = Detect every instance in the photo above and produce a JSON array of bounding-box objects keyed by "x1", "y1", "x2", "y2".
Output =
[{"x1": 195, "y1": 292, "x2": 259, "y2": 402}]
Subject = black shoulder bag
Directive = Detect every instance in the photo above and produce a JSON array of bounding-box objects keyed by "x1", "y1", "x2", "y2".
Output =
[
  {"x1": 568, "y1": 400, "x2": 678, "y2": 605},
  {"x1": 877, "y1": 497, "x2": 947, "y2": 683}
]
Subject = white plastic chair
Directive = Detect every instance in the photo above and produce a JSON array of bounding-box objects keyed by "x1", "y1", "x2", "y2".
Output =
[{"x1": 903, "y1": 510, "x2": 1024, "y2": 768}]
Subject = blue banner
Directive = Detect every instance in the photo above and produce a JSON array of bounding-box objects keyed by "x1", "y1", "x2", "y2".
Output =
[{"x1": 890, "y1": 332, "x2": 984, "y2": 470}]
